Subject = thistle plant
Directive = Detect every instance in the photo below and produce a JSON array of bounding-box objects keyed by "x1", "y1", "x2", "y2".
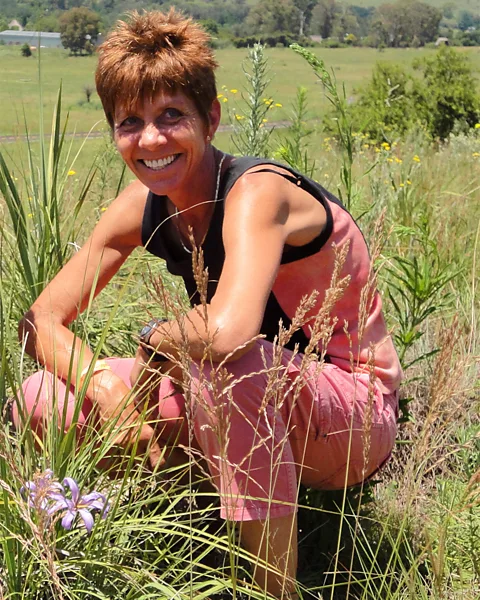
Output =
[
  {"x1": 230, "y1": 43, "x2": 274, "y2": 158},
  {"x1": 274, "y1": 86, "x2": 316, "y2": 178}
]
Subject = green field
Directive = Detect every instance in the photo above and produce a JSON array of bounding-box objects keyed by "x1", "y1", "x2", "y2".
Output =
[
  {"x1": 1, "y1": 45, "x2": 480, "y2": 139},
  {"x1": 1, "y1": 34, "x2": 479, "y2": 600}
]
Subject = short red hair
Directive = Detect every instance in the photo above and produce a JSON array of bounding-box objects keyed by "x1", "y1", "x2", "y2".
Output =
[{"x1": 95, "y1": 9, "x2": 218, "y2": 129}]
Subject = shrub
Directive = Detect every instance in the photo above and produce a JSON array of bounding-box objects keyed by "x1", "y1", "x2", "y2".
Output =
[
  {"x1": 233, "y1": 32, "x2": 296, "y2": 48},
  {"x1": 350, "y1": 47, "x2": 480, "y2": 142},
  {"x1": 351, "y1": 62, "x2": 417, "y2": 142},
  {"x1": 413, "y1": 46, "x2": 480, "y2": 139},
  {"x1": 21, "y1": 43, "x2": 32, "y2": 57}
]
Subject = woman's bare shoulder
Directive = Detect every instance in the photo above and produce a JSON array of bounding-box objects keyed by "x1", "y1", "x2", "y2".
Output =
[{"x1": 94, "y1": 179, "x2": 150, "y2": 248}]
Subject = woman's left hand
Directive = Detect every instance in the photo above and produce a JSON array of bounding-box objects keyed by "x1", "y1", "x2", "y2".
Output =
[
  {"x1": 130, "y1": 345, "x2": 183, "y2": 400},
  {"x1": 130, "y1": 345, "x2": 162, "y2": 394}
]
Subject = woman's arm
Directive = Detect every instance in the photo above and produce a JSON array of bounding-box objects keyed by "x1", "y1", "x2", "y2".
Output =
[
  {"x1": 18, "y1": 181, "x2": 164, "y2": 464},
  {"x1": 19, "y1": 180, "x2": 146, "y2": 375},
  {"x1": 141, "y1": 168, "x2": 326, "y2": 364}
]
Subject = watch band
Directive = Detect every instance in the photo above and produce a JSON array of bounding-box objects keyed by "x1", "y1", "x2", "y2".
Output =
[{"x1": 139, "y1": 318, "x2": 169, "y2": 362}]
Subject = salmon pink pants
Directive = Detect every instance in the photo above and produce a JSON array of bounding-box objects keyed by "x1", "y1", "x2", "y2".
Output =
[{"x1": 15, "y1": 340, "x2": 398, "y2": 521}]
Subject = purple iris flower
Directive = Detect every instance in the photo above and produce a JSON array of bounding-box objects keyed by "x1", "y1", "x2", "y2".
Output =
[
  {"x1": 20, "y1": 469, "x2": 64, "y2": 511},
  {"x1": 49, "y1": 477, "x2": 109, "y2": 534}
]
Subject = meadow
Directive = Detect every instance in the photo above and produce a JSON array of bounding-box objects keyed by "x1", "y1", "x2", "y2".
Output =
[
  {"x1": 0, "y1": 42, "x2": 479, "y2": 599},
  {"x1": 1, "y1": 45, "x2": 480, "y2": 138}
]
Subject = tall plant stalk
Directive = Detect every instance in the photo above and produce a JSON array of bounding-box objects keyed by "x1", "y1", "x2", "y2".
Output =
[
  {"x1": 230, "y1": 43, "x2": 274, "y2": 158},
  {"x1": 290, "y1": 44, "x2": 356, "y2": 210}
]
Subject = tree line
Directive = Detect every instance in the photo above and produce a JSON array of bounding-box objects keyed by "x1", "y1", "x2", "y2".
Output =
[{"x1": 1, "y1": 0, "x2": 480, "y2": 53}]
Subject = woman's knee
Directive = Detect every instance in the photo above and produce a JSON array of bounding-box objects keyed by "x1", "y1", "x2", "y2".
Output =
[{"x1": 13, "y1": 370, "x2": 92, "y2": 435}]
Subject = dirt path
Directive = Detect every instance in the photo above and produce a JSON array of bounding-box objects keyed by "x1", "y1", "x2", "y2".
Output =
[{"x1": 0, "y1": 121, "x2": 293, "y2": 144}]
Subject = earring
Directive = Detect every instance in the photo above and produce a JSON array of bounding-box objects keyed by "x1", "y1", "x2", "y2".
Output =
[{"x1": 206, "y1": 135, "x2": 211, "y2": 142}]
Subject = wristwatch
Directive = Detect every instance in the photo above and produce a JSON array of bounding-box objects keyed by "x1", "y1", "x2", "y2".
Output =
[{"x1": 139, "y1": 318, "x2": 169, "y2": 362}]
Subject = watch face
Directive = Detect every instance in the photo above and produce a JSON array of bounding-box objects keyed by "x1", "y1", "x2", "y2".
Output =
[
  {"x1": 139, "y1": 318, "x2": 167, "y2": 345},
  {"x1": 140, "y1": 324, "x2": 153, "y2": 341},
  {"x1": 140, "y1": 320, "x2": 156, "y2": 345}
]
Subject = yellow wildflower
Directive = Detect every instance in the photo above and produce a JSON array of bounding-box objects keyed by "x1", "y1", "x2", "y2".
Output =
[
  {"x1": 475, "y1": 123, "x2": 480, "y2": 129},
  {"x1": 387, "y1": 158, "x2": 393, "y2": 163},
  {"x1": 324, "y1": 174, "x2": 329, "y2": 178},
  {"x1": 399, "y1": 183, "x2": 404, "y2": 187},
  {"x1": 27, "y1": 213, "x2": 33, "y2": 218},
  {"x1": 472, "y1": 152, "x2": 480, "y2": 158},
  {"x1": 217, "y1": 94, "x2": 224, "y2": 99},
  {"x1": 363, "y1": 144, "x2": 369, "y2": 149},
  {"x1": 275, "y1": 103, "x2": 283, "y2": 107},
  {"x1": 407, "y1": 180, "x2": 412, "y2": 185},
  {"x1": 262, "y1": 119, "x2": 268, "y2": 123},
  {"x1": 413, "y1": 155, "x2": 421, "y2": 163},
  {"x1": 222, "y1": 97, "x2": 228, "y2": 103},
  {"x1": 68, "y1": 170, "x2": 76, "y2": 176},
  {"x1": 375, "y1": 148, "x2": 381, "y2": 153},
  {"x1": 235, "y1": 114, "x2": 244, "y2": 121},
  {"x1": 381, "y1": 142, "x2": 390, "y2": 151},
  {"x1": 100, "y1": 207, "x2": 107, "y2": 212},
  {"x1": 230, "y1": 89, "x2": 238, "y2": 94}
]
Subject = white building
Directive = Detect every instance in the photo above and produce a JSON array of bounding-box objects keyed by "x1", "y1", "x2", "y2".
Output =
[{"x1": 0, "y1": 30, "x2": 62, "y2": 48}]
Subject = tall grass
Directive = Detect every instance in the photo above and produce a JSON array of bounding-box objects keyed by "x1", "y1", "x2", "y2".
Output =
[{"x1": 0, "y1": 46, "x2": 479, "y2": 600}]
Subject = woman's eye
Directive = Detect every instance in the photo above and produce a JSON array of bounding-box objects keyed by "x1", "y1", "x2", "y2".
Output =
[
  {"x1": 119, "y1": 116, "x2": 140, "y2": 128},
  {"x1": 163, "y1": 108, "x2": 182, "y2": 121}
]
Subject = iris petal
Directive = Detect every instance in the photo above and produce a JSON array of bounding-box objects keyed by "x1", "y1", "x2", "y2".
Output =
[
  {"x1": 63, "y1": 478, "x2": 80, "y2": 504},
  {"x1": 79, "y1": 509, "x2": 94, "y2": 533},
  {"x1": 61, "y1": 510, "x2": 76, "y2": 530}
]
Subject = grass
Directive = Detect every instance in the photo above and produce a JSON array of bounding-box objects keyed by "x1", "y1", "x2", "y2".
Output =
[
  {"x1": 1, "y1": 45, "x2": 480, "y2": 137},
  {"x1": 0, "y1": 44, "x2": 479, "y2": 600}
]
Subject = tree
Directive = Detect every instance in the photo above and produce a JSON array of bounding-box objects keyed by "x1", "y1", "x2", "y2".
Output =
[
  {"x1": 458, "y1": 11, "x2": 475, "y2": 31},
  {"x1": 32, "y1": 15, "x2": 60, "y2": 32},
  {"x1": 245, "y1": 0, "x2": 297, "y2": 35},
  {"x1": 372, "y1": 0, "x2": 441, "y2": 47},
  {"x1": 406, "y1": 1, "x2": 442, "y2": 46},
  {"x1": 292, "y1": 0, "x2": 318, "y2": 36},
  {"x1": 332, "y1": 8, "x2": 359, "y2": 42},
  {"x1": 310, "y1": 0, "x2": 337, "y2": 38},
  {"x1": 59, "y1": 7, "x2": 101, "y2": 55}
]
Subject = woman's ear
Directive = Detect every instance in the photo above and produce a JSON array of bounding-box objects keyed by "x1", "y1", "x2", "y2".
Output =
[{"x1": 207, "y1": 98, "x2": 221, "y2": 140}]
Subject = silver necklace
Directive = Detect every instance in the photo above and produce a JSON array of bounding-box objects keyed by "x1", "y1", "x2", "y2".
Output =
[{"x1": 174, "y1": 153, "x2": 226, "y2": 254}]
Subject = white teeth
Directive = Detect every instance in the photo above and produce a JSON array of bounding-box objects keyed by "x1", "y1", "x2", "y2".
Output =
[{"x1": 143, "y1": 155, "x2": 177, "y2": 170}]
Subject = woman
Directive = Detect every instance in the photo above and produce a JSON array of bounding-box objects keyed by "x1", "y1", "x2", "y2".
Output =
[{"x1": 16, "y1": 9, "x2": 402, "y2": 599}]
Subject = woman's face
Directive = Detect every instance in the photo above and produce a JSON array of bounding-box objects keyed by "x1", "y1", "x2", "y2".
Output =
[{"x1": 113, "y1": 90, "x2": 220, "y2": 197}]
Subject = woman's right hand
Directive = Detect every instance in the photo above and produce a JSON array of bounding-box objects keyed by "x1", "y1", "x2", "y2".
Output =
[{"x1": 86, "y1": 369, "x2": 164, "y2": 469}]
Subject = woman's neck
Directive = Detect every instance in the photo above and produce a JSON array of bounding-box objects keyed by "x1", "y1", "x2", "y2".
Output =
[{"x1": 168, "y1": 147, "x2": 227, "y2": 245}]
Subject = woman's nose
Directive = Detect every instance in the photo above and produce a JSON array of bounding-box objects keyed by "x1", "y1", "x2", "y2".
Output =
[{"x1": 138, "y1": 122, "x2": 167, "y2": 149}]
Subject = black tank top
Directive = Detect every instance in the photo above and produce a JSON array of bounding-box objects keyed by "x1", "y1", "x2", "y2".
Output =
[{"x1": 141, "y1": 157, "x2": 341, "y2": 352}]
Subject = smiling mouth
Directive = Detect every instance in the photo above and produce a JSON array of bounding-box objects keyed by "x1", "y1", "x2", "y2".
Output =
[{"x1": 141, "y1": 154, "x2": 180, "y2": 171}]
